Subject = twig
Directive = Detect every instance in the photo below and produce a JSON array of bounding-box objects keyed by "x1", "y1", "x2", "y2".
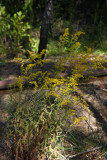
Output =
[
  {"x1": 53, "y1": 149, "x2": 67, "y2": 160},
  {"x1": 68, "y1": 146, "x2": 103, "y2": 159},
  {"x1": 100, "y1": 88, "x2": 107, "y2": 92}
]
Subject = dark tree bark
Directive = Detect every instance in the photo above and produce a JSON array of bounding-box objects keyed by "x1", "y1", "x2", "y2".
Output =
[{"x1": 38, "y1": 0, "x2": 53, "y2": 60}]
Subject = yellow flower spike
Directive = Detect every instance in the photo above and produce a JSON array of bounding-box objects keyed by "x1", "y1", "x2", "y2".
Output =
[
  {"x1": 14, "y1": 57, "x2": 23, "y2": 62},
  {"x1": 76, "y1": 31, "x2": 85, "y2": 36},
  {"x1": 47, "y1": 91, "x2": 60, "y2": 99},
  {"x1": 73, "y1": 42, "x2": 81, "y2": 48},
  {"x1": 29, "y1": 81, "x2": 38, "y2": 90},
  {"x1": 24, "y1": 63, "x2": 36, "y2": 75},
  {"x1": 60, "y1": 28, "x2": 69, "y2": 43},
  {"x1": 87, "y1": 48, "x2": 91, "y2": 53},
  {"x1": 27, "y1": 50, "x2": 37, "y2": 62},
  {"x1": 71, "y1": 116, "x2": 87, "y2": 126},
  {"x1": 16, "y1": 76, "x2": 24, "y2": 91},
  {"x1": 69, "y1": 109, "x2": 76, "y2": 115},
  {"x1": 61, "y1": 98, "x2": 70, "y2": 107}
]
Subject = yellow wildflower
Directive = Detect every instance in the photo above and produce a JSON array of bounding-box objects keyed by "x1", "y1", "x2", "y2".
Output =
[{"x1": 16, "y1": 76, "x2": 24, "y2": 91}]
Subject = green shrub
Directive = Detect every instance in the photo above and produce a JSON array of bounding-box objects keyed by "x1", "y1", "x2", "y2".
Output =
[
  {"x1": 0, "y1": 6, "x2": 31, "y2": 58},
  {"x1": 0, "y1": 5, "x2": 10, "y2": 56}
]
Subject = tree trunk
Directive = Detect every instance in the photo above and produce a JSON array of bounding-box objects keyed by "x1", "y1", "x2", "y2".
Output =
[{"x1": 38, "y1": 0, "x2": 53, "y2": 60}]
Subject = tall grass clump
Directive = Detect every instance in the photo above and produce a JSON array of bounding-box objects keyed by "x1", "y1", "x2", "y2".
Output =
[{"x1": 7, "y1": 28, "x2": 105, "y2": 160}]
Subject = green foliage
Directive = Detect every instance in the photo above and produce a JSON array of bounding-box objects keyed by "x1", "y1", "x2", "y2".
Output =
[
  {"x1": 9, "y1": 11, "x2": 31, "y2": 56},
  {"x1": 51, "y1": 18, "x2": 70, "y2": 39},
  {"x1": 23, "y1": 0, "x2": 33, "y2": 23},
  {"x1": 1, "y1": 0, "x2": 107, "y2": 59},
  {"x1": 0, "y1": 5, "x2": 10, "y2": 56},
  {"x1": 53, "y1": 0, "x2": 75, "y2": 20},
  {"x1": 46, "y1": 40, "x2": 66, "y2": 57},
  {"x1": 0, "y1": 6, "x2": 31, "y2": 58},
  {"x1": 10, "y1": 11, "x2": 30, "y2": 44},
  {"x1": 29, "y1": 29, "x2": 40, "y2": 53},
  {"x1": 0, "y1": 0, "x2": 24, "y2": 16}
]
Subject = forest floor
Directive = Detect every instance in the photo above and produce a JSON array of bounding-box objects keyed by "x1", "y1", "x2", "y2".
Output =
[{"x1": 0, "y1": 56, "x2": 107, "y2": 159}]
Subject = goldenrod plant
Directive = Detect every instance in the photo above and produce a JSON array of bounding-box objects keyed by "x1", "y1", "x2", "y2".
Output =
[{"x1": 7, "y1": 28, "x2": 106, "y2": 160}]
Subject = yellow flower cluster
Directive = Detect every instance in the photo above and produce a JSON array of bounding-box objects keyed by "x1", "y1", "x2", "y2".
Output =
[
  {"x1": 28, "y1": 49, "x2": 46, "y2": 64},
  {"x1": 92, "y1": 56, "x2": 105, "y2": 70},
  {"x1": 24, "y1": 63, "x2": 36, "y2": 74},
  {"x1": 47, "y1": 91, "x2": 60, "y2": 99},
  {"x1": 16, "y1": 76, "x2": 24, "y2": 91},
  {"x1": 61, "y1": 98, "x2": 70, "y2": 107},
  {"x1": 14, "y1": 27, "x2": 106, "y2": 129},
  {"x1": 44, "y1": 77, "x2": 63, "y2": 89},
  {"x1": 71, "y1": 31, "x2": 85, "y2": 43},
  {"x1": 76, "y1": 31, "x2": 85, "y2": 36},
  {"x1": 72, "y1": 42, "x2": 81, "y2": 48},
  {"x1": 59, "y1": 28, "x2": 69, "y2": 43},
  {"x1": 63, "y1": 28, "x2": 69, "y2": 38},
  {"x1": 29, "y1": 81, "x2": 38, "y2": 90},
  {"x1": 72, "y1": 96, "x2": 89, "y2": 112},
  {"x1": 14, "y1": 51, "x2": 46, "y2": 90},
  {"x1": 71, "y1": 117, "x2": 87, "y2": 126},
  {"x1": 69, "y1": 109, "x2": 76, "y2": 115}
]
